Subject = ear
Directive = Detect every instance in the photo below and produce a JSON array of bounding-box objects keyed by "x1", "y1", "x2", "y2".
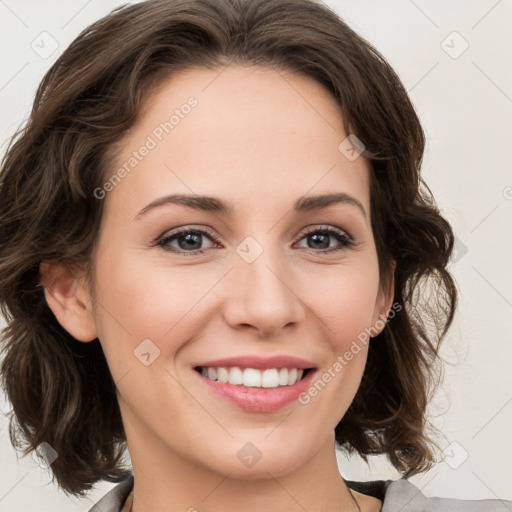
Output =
[
  {"x1": 39, "y1": 261, "x2": 98, "y2": 342},
  {"x1": 370, "y1": 259, "x2": 397, "y2": 337}
]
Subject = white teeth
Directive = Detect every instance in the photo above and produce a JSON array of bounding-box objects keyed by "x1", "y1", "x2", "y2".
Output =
[
  {"x1": 217, "y1": 367, "x2": 229, "y2": 383},
  {"x1": 261, "y1": 369, "x2": 278, "y2": 388},
  {"x1": 228, "y1": 366, "x2": 243, "y2": 385},
  {"x1": 243, "y1": 368, "x2": 261, "y2": 387},
  {"x1": 287, "y1": 368, "x2": 297, "y2": 386},
  {"x1": 198, "y1": 366, "x2": 307, "y2": 388}
]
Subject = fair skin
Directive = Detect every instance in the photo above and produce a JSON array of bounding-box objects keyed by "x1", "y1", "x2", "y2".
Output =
[{"x1": 41, "y1": 65, "x2": 393, "y2": 511}]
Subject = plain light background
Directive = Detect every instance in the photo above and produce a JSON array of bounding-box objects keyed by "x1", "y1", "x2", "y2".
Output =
[{"x1": 0, "y1": 0, "x2": 511, "y2": 510}]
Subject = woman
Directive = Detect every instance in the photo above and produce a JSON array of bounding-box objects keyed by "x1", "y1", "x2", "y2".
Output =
[{"x1": 0, "y1": 0, "x2": 509, "y2": 511}]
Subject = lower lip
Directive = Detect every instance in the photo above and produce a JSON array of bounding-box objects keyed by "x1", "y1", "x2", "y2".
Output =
[{"x1": 193, "y1": 369, "x2": 317, "y2": 412}]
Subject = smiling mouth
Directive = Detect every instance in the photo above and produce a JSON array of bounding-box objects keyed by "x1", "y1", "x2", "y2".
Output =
[{"x1": 193, "y1": 366, "x2": 314, "y2": 388}]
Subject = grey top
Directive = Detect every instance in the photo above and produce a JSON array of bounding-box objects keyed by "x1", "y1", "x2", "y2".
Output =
[{"x1": 88, "y1": 475, "x2": 512, "y2": 511}]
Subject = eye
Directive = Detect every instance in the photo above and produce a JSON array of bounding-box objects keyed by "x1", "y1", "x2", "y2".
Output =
[
  {"x1": 294, "y1": 226, "x2": 354, "y2": 253},
  {"x1": 155, "y1": 227, "x2": 219, "y2": 255},
  {"x1": 154, "y1": 225, "x2": 355, "y2": 255}
]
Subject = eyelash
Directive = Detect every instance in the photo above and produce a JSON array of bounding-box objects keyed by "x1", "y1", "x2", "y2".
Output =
[{"x1": 154, "y1": 225, "x2": 355, "y2": 255}]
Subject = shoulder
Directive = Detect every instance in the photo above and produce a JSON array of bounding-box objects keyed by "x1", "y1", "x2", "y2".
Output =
[
  {"x1": 346, "y1": 477, "x2": 512, "y2": 511},
  {"x1": 88, "y1": 475, "x2": 512, "y2": 512},
  {"x1": 87, "y1": 476, "x2": 134, "y2": 512}
]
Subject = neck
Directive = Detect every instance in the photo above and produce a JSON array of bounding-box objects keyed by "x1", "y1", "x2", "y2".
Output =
[{"x1": 124, "y1": 429, "x2": 360, "y2": 512}]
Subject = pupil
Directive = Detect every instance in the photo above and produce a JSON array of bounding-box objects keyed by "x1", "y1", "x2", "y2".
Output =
[
  {"x1": 310, "y1": 233, "x2": 329, "y2": 249},
  {"x1": 180, "y1": 233, "x2": 201, "y2": 250}
]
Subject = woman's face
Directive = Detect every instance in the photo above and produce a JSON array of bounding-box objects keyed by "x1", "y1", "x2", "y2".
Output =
[{"x1": 82, "y1": 65, "x2": 393, "y2": 478}]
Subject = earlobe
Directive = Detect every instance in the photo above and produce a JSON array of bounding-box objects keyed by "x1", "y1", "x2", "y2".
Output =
[{"x1": 39, "y1": 261, "x2": 98, "y2": 342}]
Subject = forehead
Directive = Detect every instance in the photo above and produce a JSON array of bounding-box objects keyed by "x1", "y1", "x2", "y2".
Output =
[{"x1": 103, "y1": 65, "x2": 370, "y2": 221}]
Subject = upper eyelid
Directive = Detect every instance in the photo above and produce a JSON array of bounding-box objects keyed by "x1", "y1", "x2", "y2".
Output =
[
  {"x1": 300, "y1": 225, "x2": 351, "y2": 237},
  {"x1": 156, "y1": 224, "x2": 353, "y2": 247},
  {"x1": 155, "y1": 225, "x2": 218, "y2": 244}
]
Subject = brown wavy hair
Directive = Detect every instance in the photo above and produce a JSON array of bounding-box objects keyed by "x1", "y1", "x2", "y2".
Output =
[{"x1": 0, "y1": 0, "x2": 457, "y2": 497}]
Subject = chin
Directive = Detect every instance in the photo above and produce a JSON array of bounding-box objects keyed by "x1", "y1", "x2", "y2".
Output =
[{"x1": 197, "y1": 437, "x2": 312, "y2": 480}]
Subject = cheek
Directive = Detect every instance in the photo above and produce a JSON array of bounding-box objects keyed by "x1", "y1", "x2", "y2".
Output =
[
  {"x1": 91, "y1": 252, "x2": 223, "y2": 364},
  {"x1": 305, "y1": 261, "x2": 381, "y2": 343}
]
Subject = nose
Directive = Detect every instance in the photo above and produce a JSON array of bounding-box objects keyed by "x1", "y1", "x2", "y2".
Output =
[{"x1": 222, "y1": 241, "x2": 305, "y2": 337}]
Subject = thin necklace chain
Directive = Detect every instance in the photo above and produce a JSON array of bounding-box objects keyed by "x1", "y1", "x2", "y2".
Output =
[
  {"x1": 128, "y1": 488, "x2": 361, "y2": 512},
  {"x1": 348, "y1": 486, "x2": 362, "y2": 511}
]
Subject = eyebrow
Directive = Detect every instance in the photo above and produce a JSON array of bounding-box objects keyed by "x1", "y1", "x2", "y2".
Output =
[{"x1": 134, "y1": 192, "x2": 367, "y2": 220}]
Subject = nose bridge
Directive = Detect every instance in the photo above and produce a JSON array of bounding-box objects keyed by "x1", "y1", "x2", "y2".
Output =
[{"x1": 224, "y1": 233, "x2": 304, "y2": 336}]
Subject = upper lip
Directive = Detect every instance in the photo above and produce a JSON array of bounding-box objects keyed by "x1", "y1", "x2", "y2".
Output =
[{"x1": 193, "y1": 355, "x2": 316, "y2": 370}]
